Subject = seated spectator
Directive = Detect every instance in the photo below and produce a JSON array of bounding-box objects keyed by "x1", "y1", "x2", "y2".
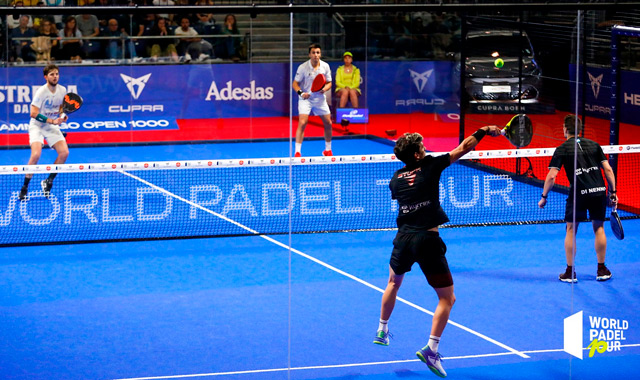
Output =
[
  {"x1": 153, "y1": 0, "x2": 176, "y2": 26},
  {"x1": 334, "y1": 51, "x2": 361, "y2": 108},
  {"x1": 386, "y1": 14, "x2": 413, "y2": 58},
  {"x1": 32, "y1": 1, "x2": 56, "y2": 30},
  {"x1": 6, "y1": 1, "x2": 33, "y2": 29},
  {"x1": 11, "y1": 15, "x2": 37, "y2": 62},
  {"x1": 133, "y1": 13, "x2": 156, "y2": 57},
  {"x1": 148, "y1": 17, "x2": 178, "y2": 62},
  {"x1": 103, "y1": 18, "x2": 137, "y2": 60},
  {"x1": 76, "y1": 14, "x2": 101, "y2": 58},
  {"x1": 174, "y1": 16, "x2": 214, "y2": 62},
  {"x1": 194, "y1": 0, "x2": 216, "y2": 30},
  {"x1": 32, "y1": 19, "x2": 59, "y2": 62},
  {"x1": 96, "y1": 0, "x2": 121, "y2": 29},
  {"x1": 408, "y1": 16, "x2": 431, "y2": 58},
  {"x1": 58, "y1": 16, "x2": 84, "y2": 62},
  {"x1": 193, "y1": 0, "x2": 217, "y2": 47},
  {"x1": 216, "y1": 14, "x2": 243, "y2": 61},
  {"x1": 426, "y1": 12, "x2": 453, "y2": 59},
  {"x1": 38, "y1": 0, "x2": 66, "y2": 29}
]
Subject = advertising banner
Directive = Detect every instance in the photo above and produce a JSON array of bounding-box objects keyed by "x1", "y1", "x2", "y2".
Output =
[
  {"x1": 569, "y1": 64, "x2": 640, "y2": 124},
  {"x1": 1, "y1": 61, "x2": 458, "y2": 143},
  {"x1": 1, "y1": 156, "x2": 553, "y2": 246},
  {"x1": 336, "y1": 108, "x2": 369, "y2": 123}
]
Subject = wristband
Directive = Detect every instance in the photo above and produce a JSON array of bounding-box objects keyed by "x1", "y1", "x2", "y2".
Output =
[
  {"x1": 541, "y1": 193, "x2": 548, "y2": 199},
  {"x1": 35, "y1": 114, "x2": 48, "y2": 123},
  {"x1": 471, "y1": 128, "x2": 487, "y2": 142},
  {"x1": 297, "y1": 89, "x2": 303, "y2": 96},
  {"x1": 609, "y1": 190, "x2": 616, "y2": 194}
]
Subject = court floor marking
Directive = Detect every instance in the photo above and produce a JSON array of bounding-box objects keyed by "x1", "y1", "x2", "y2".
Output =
[
  {"x1": 120, "y1": 171, "x2": 529, "y2": 352},
  {"x1": 112, "y1": 344, "x2": 640, "y2": 380}
]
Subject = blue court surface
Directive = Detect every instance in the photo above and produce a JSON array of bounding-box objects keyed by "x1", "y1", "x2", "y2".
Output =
[{"x1": 1, "y1": 138, "x2": 639, "y2": 380}]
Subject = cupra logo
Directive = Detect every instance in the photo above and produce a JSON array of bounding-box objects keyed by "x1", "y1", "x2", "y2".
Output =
[
  {"x1": 120, "y1": 73, "x2": 152, "y2": 100},
  {"x1": 409, "y1": 69, "x2": 433, "y2": 94}
]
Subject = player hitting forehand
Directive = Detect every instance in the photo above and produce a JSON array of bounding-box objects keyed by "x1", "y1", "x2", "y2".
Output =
[
  {"x1": 374, "y1": 125, "x2": 501, "y2": 378},
  {"x1": 19, "y1": 64, "x2": 69, "y2": 201}
]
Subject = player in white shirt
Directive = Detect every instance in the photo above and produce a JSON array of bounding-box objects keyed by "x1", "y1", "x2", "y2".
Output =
[
  {"x1": 292, "y1": 43, "x2": 333, "y2": 157},
  {"x1": 19, "y1": 64, "x2": 69, "y2": 201}
]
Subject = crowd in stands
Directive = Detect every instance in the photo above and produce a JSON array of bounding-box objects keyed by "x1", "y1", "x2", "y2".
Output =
[
  {"x1": 0, "y1": 0, "x2": 246, "y2": 63},
  {"x1": 370, "y1": 11, "x2": 461, "y2": 59},
  {"x1": 0, "y1": 0, "x2": 461, "y2": 64}
]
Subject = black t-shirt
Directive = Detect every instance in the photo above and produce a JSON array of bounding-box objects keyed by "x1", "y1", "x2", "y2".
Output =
[
  {"x1": 548, "y1": 137, "x2": 607, "y2": 198},
  {"x1": 389, "y1": 153, "x2": 451, "y2": 232}
]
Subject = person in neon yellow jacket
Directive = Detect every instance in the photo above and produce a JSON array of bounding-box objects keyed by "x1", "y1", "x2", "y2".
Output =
[{"x1": 335, "y1": 51, "x2": 361, "y2": 108}]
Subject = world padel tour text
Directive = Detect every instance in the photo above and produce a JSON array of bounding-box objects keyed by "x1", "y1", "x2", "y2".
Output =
[
  {"x1": 0, "y1": 175, "x2": 515, "y2": 226},
  {"x1": 587, "y1": 316, "x2": 629, "y2": 357}
]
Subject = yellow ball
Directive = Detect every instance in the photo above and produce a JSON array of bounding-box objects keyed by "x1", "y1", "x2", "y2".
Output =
[{"x1": 495, "y1": 58, "x2": 504, "y2": 68}]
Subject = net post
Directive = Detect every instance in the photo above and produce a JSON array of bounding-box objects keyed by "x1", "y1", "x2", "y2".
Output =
[
  {"x1": 610, "y1": 25, "x2": 640, "y2": 175},
  {"x1": 610, "y1": 26, "x2": 621, "y2": 175},
  {"x1": 459, "y1": 12, "x2": 468, "y2": 144}
]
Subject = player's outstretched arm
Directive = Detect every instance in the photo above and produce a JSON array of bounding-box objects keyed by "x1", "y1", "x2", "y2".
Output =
[{"x1": 449, "y1": 125, "x2": 501, "y2": 164}]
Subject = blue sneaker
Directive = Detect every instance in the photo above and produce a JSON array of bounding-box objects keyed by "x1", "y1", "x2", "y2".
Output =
[
  {"x1": 373, "y1": 330, "x2": 391, "y2": 346},
  {"x1": 416, "y1": 346, "x2": 447, "y2": 377}
]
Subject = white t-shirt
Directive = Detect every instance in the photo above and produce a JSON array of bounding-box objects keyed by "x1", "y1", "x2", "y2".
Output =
[
  {"x1": 294, "y1": 59, "x2": 332, "y2": 98},
  {"x1": 174, "y1": 27, "x2": 199, "y2": 38},
  {"x1": 30, "y1": 84, "x2": 67, "y2": 127}
]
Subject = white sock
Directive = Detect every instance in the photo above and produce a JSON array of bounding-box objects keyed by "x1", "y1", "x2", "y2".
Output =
[
  {"x1": 428, "y1": 335, "x2": 440, "y2": 353},
  {"x1": 378, "y1": 319, "x2": 388, "y2": 333},
  {"x1": 295, "y1": 143, "x2": 302, "y2": 154},
  {"x1": 325, "y1": 141, "x2": 332, "y2": 151}
]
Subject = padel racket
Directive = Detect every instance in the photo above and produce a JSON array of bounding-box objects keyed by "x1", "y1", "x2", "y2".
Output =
[
  {"x1": 501, "y1": 113, "x2": 533, "y2": 148},
  {"x1": 610, "y1": 205, "x2": 624, "y2": 240},
  {"x1": 311, "y1": 74, "x2": 326, "y2": 92},
  {"x1": 61, "y1": 92, "x2": 83, "y2": 117}
]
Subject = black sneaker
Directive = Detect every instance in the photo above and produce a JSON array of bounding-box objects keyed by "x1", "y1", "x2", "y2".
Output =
[
  {"x1": 596, "y1": 265, "x2": 612, "y2": 281},
  {"x1": 41, "y1": 179, "x2": 53, "y2": 198},
  {"x1": 559, "y1": 267, "x2": 577, "y2": 283},
  {"x1": 19, "y1": 186, "x2": 28, "y2": 201}
]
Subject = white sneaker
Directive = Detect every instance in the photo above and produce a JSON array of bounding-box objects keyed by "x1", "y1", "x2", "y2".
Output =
[
  {"x1": 184, "y1": 53, "x2": 192, "y2": 62},
  {"x1": 417, "y1": 346, "x2": 447, "y2": 378},
  {"x1": 198, "y1": 53, "x2": 209, "y2": 61}
]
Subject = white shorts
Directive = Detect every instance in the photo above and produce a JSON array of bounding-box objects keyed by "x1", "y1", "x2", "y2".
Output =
[
  {"x1": 29, "y1": 122, "x2": 66, "y2": 148},
  {"x1": 298, "y1": 94, "x2": 330, "y2": 116}
]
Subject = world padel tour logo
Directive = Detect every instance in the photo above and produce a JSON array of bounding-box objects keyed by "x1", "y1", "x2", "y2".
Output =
[
  {"x1": 564, "y1": 311, "x2": 629, "y2": 359},
  {"x1": 120, "y1": 73, "x2": 152, "y2": 99}
]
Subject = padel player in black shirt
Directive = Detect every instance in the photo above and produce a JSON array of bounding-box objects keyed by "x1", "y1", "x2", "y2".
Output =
[
  {"x1": 374, "y1": 125, "x2": 501, "y2": 378},
  {"x1": 539, "y1": 115, "x2": 617, "y2": 283}
]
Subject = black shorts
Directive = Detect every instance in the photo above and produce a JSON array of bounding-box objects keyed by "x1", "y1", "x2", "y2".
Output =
[
  {"x1": 565, "y1": 195, "x2": 607, "y2": 222},
  {"x1": 390, "y1": 231, "x2": 453, "y2": 288}
]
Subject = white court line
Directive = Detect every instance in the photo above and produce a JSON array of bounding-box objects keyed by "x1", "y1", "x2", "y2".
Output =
[
  {"x1": 111, "y1": 344, "x2": 640, "y2": 380},
  {"x1": 120, "y1": 171, "x2": 528, "y2": 353}
]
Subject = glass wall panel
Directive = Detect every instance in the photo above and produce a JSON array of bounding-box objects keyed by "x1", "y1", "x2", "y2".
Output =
[{"x1": 570, "y1": 7, "x2": 640, "y2": 379}]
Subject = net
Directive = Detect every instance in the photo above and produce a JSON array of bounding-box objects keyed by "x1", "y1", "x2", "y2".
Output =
[{"x1": 1, "y1": 145, "x2": 639, "y2": 246}]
